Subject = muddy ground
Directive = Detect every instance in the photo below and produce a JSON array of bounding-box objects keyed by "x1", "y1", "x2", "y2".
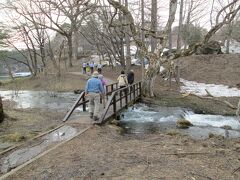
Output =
[
  {"x1": 5, "y1": 125, "x2": 240, "y2": 179},
  {"x1": 0, "y1": 54, "x2": 240, "y2": 179}
]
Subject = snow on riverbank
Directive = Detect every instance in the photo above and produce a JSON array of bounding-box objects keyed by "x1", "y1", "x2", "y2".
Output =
[{"x1": 180, "y1": 79, "x2": 240, "y2": 97}]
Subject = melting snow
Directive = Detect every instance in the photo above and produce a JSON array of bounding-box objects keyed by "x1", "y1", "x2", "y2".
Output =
[{"x1": 180, "y1": 79, "x2": 240, "y2": 97}]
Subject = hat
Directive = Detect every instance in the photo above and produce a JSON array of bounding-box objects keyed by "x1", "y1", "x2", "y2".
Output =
[
  {"x1": 98, "y1": 74, "x2": 104, "y2": 79},
  {"x1": 92, "y1": 71, "x2": 99, "y2": 78}
]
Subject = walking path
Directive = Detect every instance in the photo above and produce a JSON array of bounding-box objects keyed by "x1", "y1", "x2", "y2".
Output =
[{"x1": 68, "y1": 71, "x2": 115, "y2": 84}]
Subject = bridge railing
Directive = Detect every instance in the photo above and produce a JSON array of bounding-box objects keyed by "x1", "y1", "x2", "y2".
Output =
[
  {"x1": 99, "y1": 81, "x2": 142, "y2": 124},
  {"x1": 63, "y1": 91, "x2": 87, "y2": 122},
  {"x1": 63, "y1": 82, "x2": 120, "y2": 122},
  {"x1": 63, "y1": 81, "x2": 142, "y2": 123}
]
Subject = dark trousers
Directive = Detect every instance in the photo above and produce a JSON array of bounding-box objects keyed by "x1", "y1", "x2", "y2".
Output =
[{"x1": 83, "y1": 67, "x2": 86, "y2": 74}]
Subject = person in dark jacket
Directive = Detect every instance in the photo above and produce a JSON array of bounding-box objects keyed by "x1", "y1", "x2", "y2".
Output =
[{"x1": 127, "y1": 70, "x2": 134, "y2": 85}]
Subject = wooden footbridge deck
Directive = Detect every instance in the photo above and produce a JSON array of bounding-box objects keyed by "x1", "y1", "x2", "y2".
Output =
[{"x1": 63, "y1": 81, "x2": 142, "y2": 124}]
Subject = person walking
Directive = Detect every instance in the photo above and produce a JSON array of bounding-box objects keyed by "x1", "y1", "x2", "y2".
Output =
[
  {"x1": 85, "y1": 71, "x2": 104, "y2": 121},
  {"x1": 86, "y1": 63, "x2": 90, "y2": 75},
  {"x1": 117, "y1": 70, "x2": 128, "y2": 88},
  {"x1": 98, "y1": 74, "x2": 107, "y2": 108},
  {"x1": 127, "y1": 69, "x2": 134, "y2": 92},
  {"x1": 97, "y1": 63, "x2": 103, "y2": 74},
  {"x1": 89, "y1": 62, "x2": 94, "y2": 74},
  {"x1": 82, "y1": 62, "x2": 87, "y2": 74},
  {"x1": 127, "y1": 69, "x2": 134, "y2": 85}
]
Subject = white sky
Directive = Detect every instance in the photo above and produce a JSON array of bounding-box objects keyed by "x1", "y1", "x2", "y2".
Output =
[{"x1": 0, "y1": 0, "x2": 238, "y2": 49}]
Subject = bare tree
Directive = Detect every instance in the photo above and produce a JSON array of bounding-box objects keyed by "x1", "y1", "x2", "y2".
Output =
[
  {"x1": 107, "y1": 0, "x2": 239, "y2": 97},
  {"x1": 177, "y1": 0, "x2": 184, "y2": 50},
  {"x1": 3, "y1": 0, "x2": 97, "y2": 67},
  {"x1": 150, "y1": 0, "x2": 157, "y2": 53},
  {"x1": 107, "y1": 0, "x2": 178, "y2": 97},
  {"x1": 125, "y1": 0, "x2": 131, "y2": 71}
]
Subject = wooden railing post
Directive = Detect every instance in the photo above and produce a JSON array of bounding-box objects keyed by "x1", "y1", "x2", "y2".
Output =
[
  {"x1": 111, "y1": 84, "x2": 114, "y2": 93},
  {"x1": 129, "y1": 86, "x2": 132, "y2": 101},
  {"x1": 133, "y1": 84, "x2": 136, "y2": 100},
  {"x1": 139, "y1": 82, "x2": 142, "y2": 98},
  {"x1": 82, "y1": 95, "x2": 86, "y2": 111},
  {"x1": 125, "y1": 88, "x2": 128, "y2": 109},
  {"x1": 113, "y1": 94, "x2": 117, "y2": 119},
  {"x1": 120, "y1": 90, "x2": 122, "y2": 108}
]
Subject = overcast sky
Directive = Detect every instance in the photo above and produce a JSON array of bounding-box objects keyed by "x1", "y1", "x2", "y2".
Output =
[{"x1": 0, "y1": 0, "x2": 238, "y2": 49}]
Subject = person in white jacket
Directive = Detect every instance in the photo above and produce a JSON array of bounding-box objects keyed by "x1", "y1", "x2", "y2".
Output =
[{"x1": 117, "y1": 70, "x2": 128, "y2": 88}]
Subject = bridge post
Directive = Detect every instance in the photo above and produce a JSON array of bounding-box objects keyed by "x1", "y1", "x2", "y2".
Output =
[
  {"x1": 125, "y1": 88, "x2": 128, "y2": 109},
  {"x1": 133, "y1": 84, "x2": 136, "y2": 100},
  {"x1": 113, "y1": 95, "x2": 117, "y2": 119},
  {"x1": 139, "y1": 82, "x2": 142, "y2": 100},
  {"x1": 120, "y1": 90, "x2": 122, "y2": 108},
  {"x1": 82, "y1": 95, "x2": 86, "y2": 111},
  {"x1": 111, "y1": 84, "x2": 114, "y2": 93}
]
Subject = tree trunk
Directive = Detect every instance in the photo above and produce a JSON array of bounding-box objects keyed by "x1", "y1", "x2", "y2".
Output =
[
  {"x1": 151, "y1": 0, "x2": 157, "y2": 53},
  {"x1": 0, "y1": 96, "x2": 4, "y2": 123},
  {"x1": 118, "y1": 0, "x2": 125, "y2": 67},
  {"x1": 125, "y1": 0, "x2": 131, "y2": 71},
  {"x1": 142, "y1": 54, "x2": 160, "y2": 97},
  {"x1": 72, "y1": 27, "x2": 78, "y2": 62},
  {"x1": 226, "y1": 22, "x2": 233, "y2": 54},
  {"x1": 4, "y1": 60, "x2": 14, "y2": 80},
  {"x1": 177, "y1": 0, "x2": 184, "y2": 50},
  {"x1": 141, "y1": 0, "x2": 145, "y2": 81},
  {"x1": 67, "y1": 35, "x2": 73, "y2": 67}
]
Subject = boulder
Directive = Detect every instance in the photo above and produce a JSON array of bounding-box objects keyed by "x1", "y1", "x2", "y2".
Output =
[
  {"x1": 195, "y1": 41, "x2": 222, "y2": 55},
  {"x1": 221, "y1": 125, "x2": 232, "y2": 130},
  {"x1": 74, "y1": 89, "x2": 84, "y2": 94},
  {"x1": 176, "y1": 119, "x2": 193, "y2": 129}
]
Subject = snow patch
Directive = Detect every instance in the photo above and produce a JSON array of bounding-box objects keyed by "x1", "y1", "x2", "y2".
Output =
[{"x1": 180, "y1": 79, "x2": 240, "y2": 97}]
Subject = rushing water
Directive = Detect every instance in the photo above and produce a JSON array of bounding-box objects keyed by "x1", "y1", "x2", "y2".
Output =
[{"x1": 120, "y1": 103, "x2": 240, "y2": 139}]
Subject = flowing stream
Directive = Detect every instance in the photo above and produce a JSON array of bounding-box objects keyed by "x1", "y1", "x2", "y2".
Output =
[{"x1": 120, "y1": 103, "x2": 240, "y2": 139}]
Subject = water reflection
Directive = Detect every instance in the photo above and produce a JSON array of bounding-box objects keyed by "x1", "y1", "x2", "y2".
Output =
[
  {"x1": 0, "y1": 90, "x2": 84, "y2": 112},
  {"x1": 0, "y1": 126, "x2": 77, "y2": 173}
]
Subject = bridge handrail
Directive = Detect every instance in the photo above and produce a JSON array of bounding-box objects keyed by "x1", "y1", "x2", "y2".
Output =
[
  {"x1": 63, "y1": 91, "x2": 87, "y2": 122},
  {"x1": 98, "y1": 81, "x2": 142, "y2": 124},
  {"x1": 63, "y1": 82, "x2": 119, "y2": 122},
  {"x1": 63, "y1": 81, "x2": 142, "y2": 123}
]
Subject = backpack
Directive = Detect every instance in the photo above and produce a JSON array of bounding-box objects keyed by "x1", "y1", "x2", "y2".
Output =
[{"x1": 118, "y1": 75, "x2": 128, "y2": 86}]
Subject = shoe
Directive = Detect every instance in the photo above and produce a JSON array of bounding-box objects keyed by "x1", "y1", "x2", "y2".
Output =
[
  {"x1": 90, "y1": 113, "x2": 93, "y2": 118},
  {"x1": 93, "y1": 116, "x2": 99, "y2": 121}
]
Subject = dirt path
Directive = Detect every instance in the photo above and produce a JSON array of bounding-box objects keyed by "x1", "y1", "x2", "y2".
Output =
[
  {"x1": 3, "y1": 125, "x2": 240, "y2": 179},
  {"x1": 68, "y1": 72, "x2": 115, "y2": 84}
]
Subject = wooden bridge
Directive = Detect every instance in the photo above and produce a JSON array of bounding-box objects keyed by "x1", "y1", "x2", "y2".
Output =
[{"x1": 63, "y1": 81, "x2": 142, "y2": 124}]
